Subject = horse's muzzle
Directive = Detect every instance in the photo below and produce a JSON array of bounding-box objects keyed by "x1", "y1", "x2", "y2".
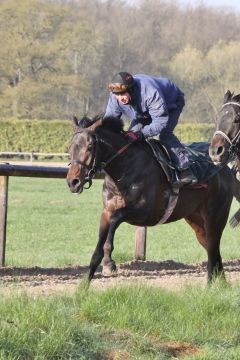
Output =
[
  {"x1": 67, "y1": 178, "x2": 83, "y2": 194},
  {"x1": 209, "y1": 138, "x2": 229, "y2": 164}
]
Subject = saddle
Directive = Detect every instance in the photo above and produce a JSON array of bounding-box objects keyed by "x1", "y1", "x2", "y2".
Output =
[
  {"x1": 146, "y1": 139, "x2": 223, "y2": 187},
  {"x1": 146, "y1": 139, "x2": 224, "y2": 224},
  {"x1": 146, "y1": 139, "x2": 175, "y2": 183}
]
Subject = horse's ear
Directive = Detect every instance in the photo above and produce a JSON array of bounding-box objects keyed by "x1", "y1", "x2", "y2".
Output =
[
  {"x1": 78, "y1": 116, "x2": 93, "y2": 128},
  {"x1": 88, "y1": 118, "x2": 103, "y2": 133},
  {"x1": 232, "y1": 93, "x2": 240, "y2": 104},
  {"x1": 223, "y1": 90, "x2": 232, "y2": 104},
  {"x1": 72, "y1": 115, "x2": 80, "y2": 132}
]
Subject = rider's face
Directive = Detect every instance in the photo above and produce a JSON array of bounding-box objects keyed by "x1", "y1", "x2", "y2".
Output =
[{"x1": 114, "y1": 92, "x2": 131, "y2": 105}]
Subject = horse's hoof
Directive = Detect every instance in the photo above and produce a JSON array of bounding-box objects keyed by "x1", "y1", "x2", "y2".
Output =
[{"x1": 102, "y1": 262, "x2": 117, "y2": 277}]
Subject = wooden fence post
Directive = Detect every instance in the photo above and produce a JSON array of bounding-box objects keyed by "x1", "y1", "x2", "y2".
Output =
[
  {"x1": 0, "y1": 176, "x2": 8, "y2": 266},
  {"x1": 134, "y1": 226, "x2": 147, "y2": 260},
  {"x1": 0, "y1": 164, "x2": 148, "y2": 265}
]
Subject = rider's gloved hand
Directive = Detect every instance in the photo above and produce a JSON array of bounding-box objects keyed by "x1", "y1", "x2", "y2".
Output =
[{"x1": 126, "y1": 131, "x2": 144, "y2": 142}]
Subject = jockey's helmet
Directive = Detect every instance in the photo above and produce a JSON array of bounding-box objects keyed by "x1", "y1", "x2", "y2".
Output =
[{"x1": 108, "y1": 72, "x2": 134, "y2": 94}]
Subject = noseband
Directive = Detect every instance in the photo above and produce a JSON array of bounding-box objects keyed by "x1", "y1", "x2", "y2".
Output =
[
  {"x1": 213, "y1": 101, "x2": 240, "y2": 158},
  {"x1": 69, "y1": 131, "x2": 132, "y2": 189}
]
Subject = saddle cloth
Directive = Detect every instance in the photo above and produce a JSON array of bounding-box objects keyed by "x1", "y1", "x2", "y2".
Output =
[{"x1": 146, "y1": 140, "x2": 223, "y2": 185}]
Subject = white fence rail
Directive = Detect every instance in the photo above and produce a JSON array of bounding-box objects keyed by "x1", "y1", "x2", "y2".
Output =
[
  {"x1": 0, "y1": 151, "x2": 69, "y2": 162},
  {"x1": 0, "y1": 163, "x2": 147, "y2": 267}
]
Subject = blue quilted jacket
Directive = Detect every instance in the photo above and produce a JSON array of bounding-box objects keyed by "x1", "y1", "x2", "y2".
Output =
[{"x1": 104, "y1": 74, "x2": 184, "y2": 137}]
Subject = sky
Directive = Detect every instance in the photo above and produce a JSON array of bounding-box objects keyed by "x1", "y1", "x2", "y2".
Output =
[
  {"x1": 126, "y1": 0, "x2": 240, "y2": 12},
  {"x1": 179, "y1": 0, "x2": 240, "y2": 11}
]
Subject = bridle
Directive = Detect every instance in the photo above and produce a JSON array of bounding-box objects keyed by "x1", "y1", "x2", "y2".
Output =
[
  {"x1": 213, "y1": 101, "x2": 240, "y2": 159},
  {"x1": 69, "y1": 130, "x2": 132, "y2": 189}
]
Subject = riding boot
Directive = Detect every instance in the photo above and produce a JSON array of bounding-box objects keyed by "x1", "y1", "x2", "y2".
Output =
[{"x1": 173, "y1": 168, "x2": 198, "y2": 187}]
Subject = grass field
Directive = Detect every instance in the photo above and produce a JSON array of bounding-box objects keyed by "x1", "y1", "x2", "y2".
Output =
[
  {"x1": 1, "y1": 177, "x2": 240, "y2": 359},
  {"x1": 0, "y1": 281, "x2": 240, "y2": 359},
  {"x1": 5, "y1": 176, "x2": 240, "y2": 267}
]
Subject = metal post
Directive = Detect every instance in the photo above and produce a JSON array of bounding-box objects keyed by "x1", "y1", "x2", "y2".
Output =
[
  {"x1": 0, "y1": 176, "x2": 8, "y2": 266},
  {"x1": 134, "y1": 226, "x2": 147, "y2": 260}
]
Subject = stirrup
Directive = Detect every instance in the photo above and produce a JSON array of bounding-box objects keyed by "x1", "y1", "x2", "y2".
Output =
[{"x1": 172, "y1": 171, "x2": 183, "y2": 188}]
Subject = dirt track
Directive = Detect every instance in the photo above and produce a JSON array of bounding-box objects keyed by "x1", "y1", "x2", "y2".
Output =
[
  {"x1": 1, "y1": 259, "x2": 240, "y2": 295},
  {"x1": 2, "y1": 161, "x2": 239, "y2": 293}
]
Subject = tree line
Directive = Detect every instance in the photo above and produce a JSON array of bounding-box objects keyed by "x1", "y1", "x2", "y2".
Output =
[{"x1": 0, "y1": 0, "x2": 239, "y2": 123}]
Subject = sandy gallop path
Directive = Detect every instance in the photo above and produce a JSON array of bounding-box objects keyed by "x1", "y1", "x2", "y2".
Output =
[{"x1": 1, "y1": 259, "x2": 240, "y2": 295}]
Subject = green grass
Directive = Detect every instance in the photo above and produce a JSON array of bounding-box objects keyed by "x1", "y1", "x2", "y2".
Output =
[
  {"x1": 3, "y1": 177, "x2": 240, "y2": 359},
  {"x1": 0, "y1": 282, "x2": 240, "y2": 359},
  {"x1": 6, "y1": 177, "x2": 240, "y2": 267}
]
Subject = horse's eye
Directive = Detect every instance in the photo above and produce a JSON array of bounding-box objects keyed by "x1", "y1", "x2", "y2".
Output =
[{"x1": 87, "y1": 146, "x2": 93, "y2": 152}]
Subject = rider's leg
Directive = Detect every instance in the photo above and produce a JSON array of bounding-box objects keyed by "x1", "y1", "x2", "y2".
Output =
[{"x1": 159, "y1": 108, "x2": 197, "y2": 185}]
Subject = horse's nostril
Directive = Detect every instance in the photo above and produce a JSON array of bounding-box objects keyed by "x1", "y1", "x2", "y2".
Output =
[
  {"x1": 72, "y1": 178, "x2": 80, "y2": 187},
  {"x1": 217, "y1": 146, "x2": 224, "y2": 156}
]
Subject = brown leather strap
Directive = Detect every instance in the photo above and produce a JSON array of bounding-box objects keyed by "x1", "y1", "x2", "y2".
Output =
[{"x1": 157, "y1": 187, "x2": 179, "y2": 224}]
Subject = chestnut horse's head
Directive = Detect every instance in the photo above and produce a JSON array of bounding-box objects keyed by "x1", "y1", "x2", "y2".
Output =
[
  {"x1": 67, "y1": 116, "x2": 103, "y2": 194},
  {"x1": 209, "y1": 90, "x2": 240, "y2": 164}
]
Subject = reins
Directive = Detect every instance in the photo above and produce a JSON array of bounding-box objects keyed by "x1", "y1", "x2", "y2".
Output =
[
  {"x1": 99, "y1": 141, "x2": 132, "y2": 169},
  {"x1": 69, "y1": 131, "x2": 132, "y2": 189},
  {"x1": 213, "y1": 101, "x2": 240, "y2": 158}
]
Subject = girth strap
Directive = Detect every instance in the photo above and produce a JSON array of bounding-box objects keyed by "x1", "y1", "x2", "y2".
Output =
[{"x1": 157, "y1": 187, "x2": 179, "y2": 224}]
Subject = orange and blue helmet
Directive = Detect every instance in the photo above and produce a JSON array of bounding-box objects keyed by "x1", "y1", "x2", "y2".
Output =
[{"x1": 108, "y1": 72, "x2": 134, "y2": 94}]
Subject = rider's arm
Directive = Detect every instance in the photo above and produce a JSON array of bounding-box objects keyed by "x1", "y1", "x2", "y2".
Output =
[
  {"x1": 128, "y1": 118, "x2": 143, "y2": 132},
  {"x1": 104, "y1": 94, "x2": 122, "y2": 119},
  {"x1": 141, "y1": 89, "x2": 169, "y2": 138}
]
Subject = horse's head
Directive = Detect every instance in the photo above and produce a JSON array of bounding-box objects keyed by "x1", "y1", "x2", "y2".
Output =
[
  {"x1": 209, "y1": 90, "x2": 240, "y2": 164},
  {"x1": 67, "y1": 116, "x2": 103, "y2": 194},
  {"x1": 67, "y1": 115, "x2": 126, "y2": 194}
]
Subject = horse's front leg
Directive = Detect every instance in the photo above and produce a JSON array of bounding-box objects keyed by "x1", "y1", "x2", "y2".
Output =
[
  {"x1": 205, "y1": 224, "x2": 225, "y2": 282},
  {"x1": 88, "y1": 209, "x2": 111, "y2": 281},
  {"x1": 185, "y1": 214, "x2": 224, "y2": 282},
  {"x1": 101, "y1": 206, "x2": 147, "y2": 276},
  {"x1": 205, "y1": 202, "x2": 231, "y2": 282}
]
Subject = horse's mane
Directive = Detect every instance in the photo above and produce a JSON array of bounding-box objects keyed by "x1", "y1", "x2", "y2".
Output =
[
  {"x1": 78, "y1": 116, "x2": 93, "y2": 128},
  {"x1": 79, "y1": 114, "x2": 124, "y2": 134}
]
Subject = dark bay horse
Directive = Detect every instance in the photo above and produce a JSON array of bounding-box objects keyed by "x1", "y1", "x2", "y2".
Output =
[
  {"x1": 209, "y1": 90, "x2": 240, "y2": 226},
  {"x1": 67, "y1": 115, "x2": 235, "y2": 282},
  {"x1": 209, "y1": 90, "x2": 240, "y2": 167}
]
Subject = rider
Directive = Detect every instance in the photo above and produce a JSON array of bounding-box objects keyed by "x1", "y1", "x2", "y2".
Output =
[{"x1": 104, "y1": 71, "x2": 197, "y2": 186}]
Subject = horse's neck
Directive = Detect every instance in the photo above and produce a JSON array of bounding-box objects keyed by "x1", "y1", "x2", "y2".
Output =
[
  {"x1": 100, "y1": 136, "x2": 161, "y2": 186},
  {"x1": 102, "y1": 141, "x2": 133, "y2": 178},
  {"x1": 96, "y1": 132, "x2": 126, "y2": 172}
]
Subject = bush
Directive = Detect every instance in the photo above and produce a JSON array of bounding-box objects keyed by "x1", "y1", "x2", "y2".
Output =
[
  {"x1": 0, "y1": 119, "x2": 215, "y2": 153},
  {"x1": 175, "y1": 123, "x2": 215, "y2": 143},
  {"x1": 0, "y1": 119, "x2": 72, "y2": 153}
]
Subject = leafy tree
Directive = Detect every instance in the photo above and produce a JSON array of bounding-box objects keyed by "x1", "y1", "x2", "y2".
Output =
[{"x1": 0, "y1": 0, "x2": 239, "y2": 121}]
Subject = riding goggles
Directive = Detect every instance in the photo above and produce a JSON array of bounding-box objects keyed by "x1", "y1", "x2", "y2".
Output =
[{"x1": 108, "y1": 83, "x2": 129, "y2": 93}]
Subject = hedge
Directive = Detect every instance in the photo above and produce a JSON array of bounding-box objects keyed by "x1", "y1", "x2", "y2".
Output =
[
  {"x1": 0, "y1": 119, "x2": 72, "y2": 153},
  {"x1": 175, "y1": 123, "x2": 215, "y2": 143},
  {"x1": 0, "y1": 119, "x2": 215, "y2": 153}
]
